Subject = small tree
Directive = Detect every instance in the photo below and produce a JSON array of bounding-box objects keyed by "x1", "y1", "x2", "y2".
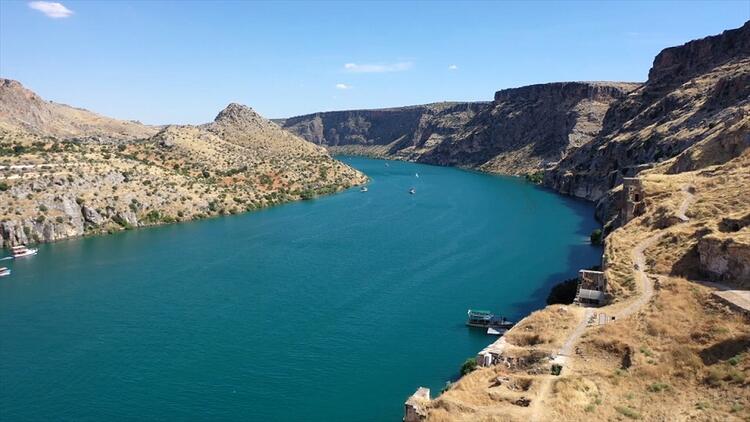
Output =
[
  {"x1": 460, "y1": 357, "x2": 477, "y2": 376},
  {"x1": 590, "y1": 229, "x2": 603, "y2": 245}
]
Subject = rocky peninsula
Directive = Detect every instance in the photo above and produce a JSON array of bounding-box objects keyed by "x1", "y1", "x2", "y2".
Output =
[{"x1": 0, "y1": 79, "x2": 366, "y2": 247}]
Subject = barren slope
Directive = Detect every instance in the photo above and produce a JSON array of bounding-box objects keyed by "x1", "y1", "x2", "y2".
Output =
[{"x1": 0, "y1": 82, "x2": 365, "y2": 247}]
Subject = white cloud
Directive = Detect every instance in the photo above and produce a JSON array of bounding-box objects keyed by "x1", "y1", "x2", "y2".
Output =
[
  {"x1": 335, "y1": 83, "x2": 352, "y2": 90},
  {"x1": 343, "y1": 62, "x2": 413, "y2": 73},
  {"x1": 448, "y1": 64, "x2": 458, "y2": 70},
  {"x1": 28, "y1": 1, "x2": 73, "y2": 18}
]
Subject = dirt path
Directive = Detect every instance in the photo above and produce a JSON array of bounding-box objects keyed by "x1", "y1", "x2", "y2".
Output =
[{"x1": 529, "y1": 185, "x2": 694, "y2": 422}]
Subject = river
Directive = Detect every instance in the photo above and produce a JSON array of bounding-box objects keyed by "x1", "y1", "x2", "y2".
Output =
[{"x1": 0, "y1": 157, "x2": 601, "y2": 421}]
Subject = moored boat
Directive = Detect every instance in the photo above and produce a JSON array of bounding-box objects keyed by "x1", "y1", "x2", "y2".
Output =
[
  {"x1": 360, "y1": 186, "x2": 368, "y2": 192},
  {"x1": 0, "y1": 267, "x2": 10, "y2": 277},
  {"x1": 466, "y1": 309, "x2": 492, "y2": 327},
  {"x1": 466, "y1": 309, "x2": 514, "y2": 330},
  {"x1": 11, "y1": 245, "x2": 38, "y2": 258}
]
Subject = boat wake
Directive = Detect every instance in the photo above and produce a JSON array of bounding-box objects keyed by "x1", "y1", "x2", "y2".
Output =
[{"x1": 0, "y1": 257, "x2": 12, "y2": 261}]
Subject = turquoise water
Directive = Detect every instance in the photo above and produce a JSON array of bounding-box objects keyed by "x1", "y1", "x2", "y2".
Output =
[{"x1": 0, "y1": 157, "x2": 601, "y2": 421}]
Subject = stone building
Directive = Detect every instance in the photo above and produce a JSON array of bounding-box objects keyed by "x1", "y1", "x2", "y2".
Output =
[
  {"x1": 574, "y1": 269, "x2": 608, "y2": 306},
  {"x1": 622, "y1": 177, "x2": 645, "y2": 223}
]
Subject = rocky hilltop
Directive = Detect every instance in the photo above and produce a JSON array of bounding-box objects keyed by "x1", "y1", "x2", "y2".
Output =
[
  {"x1": 281, "y1": 82, "x2": 639, "y2": 175},
  {"x1": 0, "y1": 80, "x2": 365, "y2": 247},
  {"x1": 0, "y1": 79, "x2": 157, "y2": 141}
]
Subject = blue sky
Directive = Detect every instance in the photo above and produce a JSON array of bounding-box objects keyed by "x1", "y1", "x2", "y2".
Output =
[{"x1": 1, "y1": 1, "x2": 748, "y2": 124}]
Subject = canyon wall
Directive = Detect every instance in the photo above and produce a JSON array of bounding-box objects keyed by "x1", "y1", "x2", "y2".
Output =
[{"x1": 281, "y1": 82, "x2": 638, "y2": 176}]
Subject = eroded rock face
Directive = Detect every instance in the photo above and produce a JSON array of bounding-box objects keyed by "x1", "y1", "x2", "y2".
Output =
[
  {"x1": 282, "y1": 82, "x2": 638, "y2": 176},
  {"x1": 82, "y1": 205, "x2": 105, "y2": 227},
  {"x1": 545, "y1": 21, "x2": 750, "y2": 205},
  {"x1": 698, "y1": 235, "x2": 750, "y2": 288}
]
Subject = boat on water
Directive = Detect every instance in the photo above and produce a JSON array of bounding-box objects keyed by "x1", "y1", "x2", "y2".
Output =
[
  {"x1": 466, "y1": 309, "x2": 514, "y2": 331},
  {"x1": 11, "y1": 245, "x2": 38, "y2": 258},
  {"x1": 360, "y1": 186, "x2": 368, "y2": 192},
  {"x1": 0, "y1": 267, "x2": 10, "y2": 277},
  {"x1": 415, "y1": 173, "x2": 419, "y2": 178},
  {"x1": 409, "y1": 188, "x2": 416, "y2": 194}
]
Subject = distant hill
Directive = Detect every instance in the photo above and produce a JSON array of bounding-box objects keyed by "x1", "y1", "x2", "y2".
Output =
[
  {"x1": 0, "y1": 79, "x2": 157, "y2": 141},
  {"x1": 0, "y1": 80, "x2": 365, "y2": 247}
]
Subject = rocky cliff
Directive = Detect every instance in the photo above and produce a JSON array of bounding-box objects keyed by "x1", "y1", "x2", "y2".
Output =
[
  {"x1": 545, "y1": 21, "x2": 750, "y2": 213},
  {"x1": 0, "y1": 81, "x2": 365, "y2": 248},
  {"x1": 409, "y1": 22, "x2": 750, "y2": 422},
  {"x1": 281, "y1": 83, "x2": 638, "y2": 175},
  {"x1": 280, "y1": 102, "x2": 490, "y2": 158},
  {"x1": 419, "y1": 82, "x2": 639, "y2": 174}
]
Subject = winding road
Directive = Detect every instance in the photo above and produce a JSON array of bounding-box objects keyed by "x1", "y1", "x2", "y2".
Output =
[{"x1": 529, "y1": 185, "x2": 694, "y2": 422}]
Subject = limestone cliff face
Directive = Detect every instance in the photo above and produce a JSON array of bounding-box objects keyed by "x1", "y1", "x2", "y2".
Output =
[
  {"x1": 419, "y1": 82, "x2": 638, "y2": 174},
  {"x1": 280, "y1": 102, "x2": 489, "y2": 158},
  {"x1": 545, "y1": 21, "x2": 750, "y2": 205},
  {"x1": 282, "y1": 82, "x2": 637, "y2": 175}
]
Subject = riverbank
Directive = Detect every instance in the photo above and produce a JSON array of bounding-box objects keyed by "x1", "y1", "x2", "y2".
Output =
[{"x1": 405, "y1": 150, "x2": 750, "y2": 421}]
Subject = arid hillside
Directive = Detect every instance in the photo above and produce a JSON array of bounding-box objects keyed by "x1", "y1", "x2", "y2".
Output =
[
  {"x1": 405, "y1": 21, "x2": 750, "y2": 422},
  {"x1": 0, "y1": 79, "x2": 157, "y2": 141},
  {"x1": 0, "y1": 80, "x2": 365, "y2": 247}
]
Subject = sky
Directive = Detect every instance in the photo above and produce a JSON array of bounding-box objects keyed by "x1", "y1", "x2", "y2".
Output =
[{"x1": 1, "y1": 1, "x2": 748, "y2": 125}]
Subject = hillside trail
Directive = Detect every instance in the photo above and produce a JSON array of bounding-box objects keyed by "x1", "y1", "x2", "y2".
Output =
[{"x1": 529, "y1": 185, "x2": 694, "y2": 422}]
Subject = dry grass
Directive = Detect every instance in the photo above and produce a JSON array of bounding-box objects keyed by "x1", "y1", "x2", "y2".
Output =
[{"x1": 421, "y1": 149, "x2": 750, "y2": 421}]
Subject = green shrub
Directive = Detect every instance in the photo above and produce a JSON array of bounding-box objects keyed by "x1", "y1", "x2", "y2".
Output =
[
  {"x1": 546, "y1": 277, "x2": 578, "y2": 305},
  {"x1": 590, "y1": 229, "x2": 603, "y2": 245},
  {"x1": 0, "y1": 181, "x2": 9, "y2": 191},
  {"x1": 551, "y1": 364, "x2": 562, "y2": 376},
  {"x1": 524, "y1": 171, "x2": 544, "y2": 184},
  {"x1": 614, "y1": 405, "x2": 641, "y2": 419},
  {"x1": 647, "y1": 382, "x2": 671, "y2": 393},
  {"x1": 460, "y1": 357, "x2": 477, "y2": 376}
]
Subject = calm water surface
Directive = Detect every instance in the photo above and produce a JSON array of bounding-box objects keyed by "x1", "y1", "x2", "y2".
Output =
[{"x1": 0, "y1": 157, "x2": 601, "y2": 421}]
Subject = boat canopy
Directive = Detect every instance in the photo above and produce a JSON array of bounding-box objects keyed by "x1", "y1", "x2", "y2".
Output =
[{"x1": 468, "y1": 309, "x2": 492, "y2": 316}]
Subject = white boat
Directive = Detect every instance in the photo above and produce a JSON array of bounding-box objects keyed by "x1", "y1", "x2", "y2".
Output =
[
  {"x1": 0, "y1": 267, "x2": 10, "y2": 277},
  {"x1": 409, "y1": 188, "x2": 416, "y2": 195},
  {"x1": 11, "y1": 245, "x2": 38, "y2": 258},
  {"x1": 415, "y1": 173, "x2": 419, "y2": 178},
  {"x1": 360, "y1": 186, "x2": 368, "y2": 192}
]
